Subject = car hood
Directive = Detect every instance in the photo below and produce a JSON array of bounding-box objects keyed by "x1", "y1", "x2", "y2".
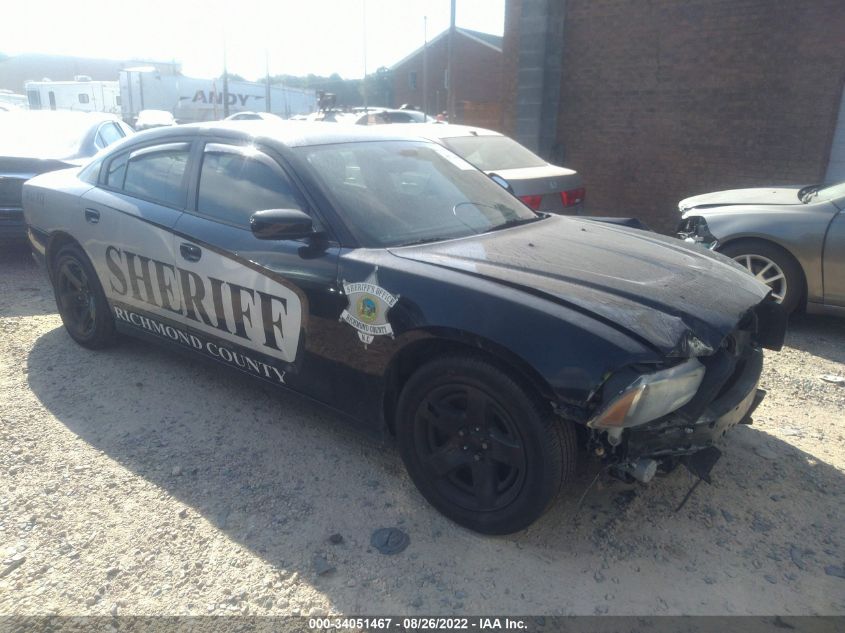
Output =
[
  {"x1": 679, "y1": 187, "x2": 805, "y2": 212},
  {"x1": 389, "y1": 216, "x2": 769, "y2": 356}
]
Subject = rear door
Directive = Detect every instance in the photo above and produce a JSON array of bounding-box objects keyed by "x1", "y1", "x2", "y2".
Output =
[
  {"x1": 80, "y1": 140, "x2": 191, "y2": 331},
  {"x1": 170, "y1": 140, "x2": 343, "y2": 400}
]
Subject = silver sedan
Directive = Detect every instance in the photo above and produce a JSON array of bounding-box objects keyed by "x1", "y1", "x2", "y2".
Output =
[
  {"x1": 677, "y1": 182, "x2": 845, "y2": 316},
  {"x1": 386, "y1": 124, "x2": 585, "y2": 214}
]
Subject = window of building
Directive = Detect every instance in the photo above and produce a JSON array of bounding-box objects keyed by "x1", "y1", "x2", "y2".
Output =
[{"x1": 409, "y1": 71, "x2": 418, "y2": 90}]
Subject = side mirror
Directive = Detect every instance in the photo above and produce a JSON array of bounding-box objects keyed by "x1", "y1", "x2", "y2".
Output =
[
  {"x1": 250, "y1": 209, "x2": 315, "y2": 240},
  {"x1": 488, "y1": 172, "x2": 514, "y2": 195}
]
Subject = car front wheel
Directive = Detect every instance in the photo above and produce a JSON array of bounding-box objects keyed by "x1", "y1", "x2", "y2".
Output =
[
  {"x1": 51, "y1": 243, "x2": 117, "y2": 349},
  {"x1": 396, "y1": 355, "x2": 576, "y2": 534},
  {"x1": 719, "y1": 240, "x2": 804, "y2": 314}
]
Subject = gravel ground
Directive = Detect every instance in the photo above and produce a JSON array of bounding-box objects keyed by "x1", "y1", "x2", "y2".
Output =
[{"x1": 1, "y1": 244, "x2": 843, "y2": 616}]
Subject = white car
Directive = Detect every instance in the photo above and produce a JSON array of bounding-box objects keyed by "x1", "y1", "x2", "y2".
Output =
[
  {"x1": 134, "y1": 109, "x2": 177, "y2": 131},
  {"x1": 225, "y1": 111, "x2": 285, "y2": 122}
]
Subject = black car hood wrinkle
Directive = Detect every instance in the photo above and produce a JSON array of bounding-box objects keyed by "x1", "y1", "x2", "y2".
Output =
[{"x1": 389, "y1": 216, "x2": 769, "y2": 355}]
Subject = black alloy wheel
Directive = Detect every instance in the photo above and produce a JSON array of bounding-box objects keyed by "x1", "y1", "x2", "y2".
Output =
[
  {"x1": 52, "y1": 244, "x2": 116, "y2": 348},
  {"x1": 397, "y1": 355, "x2": 575, "y2": 534},
  {"x1": 414, "y1": 383, "x2": 528, "y2": 513}
]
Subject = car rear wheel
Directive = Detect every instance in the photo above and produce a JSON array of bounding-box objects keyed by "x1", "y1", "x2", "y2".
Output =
[
  {"x1": 396, "y1": 355, "x2": 576, "y2": 534},
  {"x1": 719, "y1": 240, "x2": 804, "y2": 314},
  {"x1": 52, "y1": 244, "x2": 117, "y2": 349}
]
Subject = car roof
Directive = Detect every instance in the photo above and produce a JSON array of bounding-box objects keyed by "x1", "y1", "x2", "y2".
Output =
[
  {"x1": 377, "y1": 123, "x2": 503, "y2": 141},
  {"x1": 131, "y1": 120, "x2": 441, "y2": 148}
]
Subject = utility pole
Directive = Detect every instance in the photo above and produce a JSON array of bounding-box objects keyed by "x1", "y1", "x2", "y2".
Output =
[
  {"x1": 222, "y1": 35, "x2": 230, "y2": 118},
  {"x1": 265, "y1": 49, "x2": 271, "y2": 113},
  {"x1": 362, "y1": 0, "x2": 368, "y2": 112},
  {"x1": 446, "y1": 0, "x2": 456, "y2": 122},
  {"x1": 423, "y1": 16, "x2": 428, "y2": 120}
]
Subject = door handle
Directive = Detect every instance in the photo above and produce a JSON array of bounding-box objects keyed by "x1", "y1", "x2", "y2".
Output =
[
  {"x1": 84, "y1": 208, "x2": 100, "y2": 224},
  {"x1": 180, "y1": 242, "x2": 202, "y2": 262}
]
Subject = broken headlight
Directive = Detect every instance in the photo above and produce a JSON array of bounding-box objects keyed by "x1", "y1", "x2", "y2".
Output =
[
  {"x1": 588, "y1": 358, "x2": 706, "y2": 429},
  {"x1": 677, "y1": 216, "x2": 718, "y2": 249}
]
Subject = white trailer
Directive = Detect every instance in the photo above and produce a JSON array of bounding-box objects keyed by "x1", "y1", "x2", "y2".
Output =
[
  {"x1": 25, "y1": 80, "x2": 121, "y2": 114},
  {"x1": 119, "y1": 68, "x2": 316, "y2": 124},
  {"x1": 0, "y1": 90, "x2": 28, "y2": 110}
]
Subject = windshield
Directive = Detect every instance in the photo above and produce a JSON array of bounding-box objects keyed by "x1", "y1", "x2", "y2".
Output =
[
  {"x1": 299, "y1": 140, "x2": 540, "y2": 247},
  {"x1": 442, "y1": 135, "x2": 547, "y2": 171},
  {"x1": 814, "y1": 181, "x2": 845, "y2": 202},
  {"x1": 0, "y1": 111, "x2": 91, "y2": 159}
]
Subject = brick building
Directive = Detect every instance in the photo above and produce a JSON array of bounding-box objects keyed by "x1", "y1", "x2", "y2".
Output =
[
  {"x1": 501, "y1": 0, "x2": 845, "y2": 232},
  {"x1": 391, "y1": 27, "x2": 503, "y2": 129}
]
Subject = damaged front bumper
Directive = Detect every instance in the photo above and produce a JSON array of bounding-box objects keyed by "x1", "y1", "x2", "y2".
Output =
[
  {"x1": 624, "y1": 345, "x2": 765, "y2": 461},
  {"x1": 588, "y1": 298, "x2": 785, "y2": 481}
]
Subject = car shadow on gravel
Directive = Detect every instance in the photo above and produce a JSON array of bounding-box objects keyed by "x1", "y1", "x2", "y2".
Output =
[
  {"x1": 24, "y1": 325, "x2": 845, "y2": 615},
  {"x1": 786, "y1": 313, "x2": 845, "y2": 365}
]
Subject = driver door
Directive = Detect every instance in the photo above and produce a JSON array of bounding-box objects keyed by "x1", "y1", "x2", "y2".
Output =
[{"x1": 171, "y1": 140, "x2": 344, "y2": 402}]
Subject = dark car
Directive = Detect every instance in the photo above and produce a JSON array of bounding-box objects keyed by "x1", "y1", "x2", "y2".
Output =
[
  {"x1": 23, "y1": 122, "x2": 785, "y2": 534},
  {"x1": 677, "y1": 183, "x2": 845, "y2": 316},
  {"x1": 0, "y1": 110, "x2": 133, "y2": 242}
]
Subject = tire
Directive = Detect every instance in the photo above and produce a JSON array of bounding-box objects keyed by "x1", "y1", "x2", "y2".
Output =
[
  {"x1": 51, "y1": 243, "x2": 117, "y2": 349},
  {"x1": 396, "y1": 355, "x2": 576, "y2": 534},
  {"x1": 719, "y1": 240, "x2": 804, "y2": 314}
]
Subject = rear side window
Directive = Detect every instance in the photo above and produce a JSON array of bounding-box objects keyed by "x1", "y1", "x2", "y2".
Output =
[
  {"x1": 117, "y1": 143, "x2": 190, "y2": 207},
  {"x1": 386, "y1": 112, "x2": 415, "y2": 123},
  {"x1": 96, "y1": 122, "x2": 124, "y2": 149},
  {"x1": 197, "y1": 145, "x2": 303, "y2": 228}
]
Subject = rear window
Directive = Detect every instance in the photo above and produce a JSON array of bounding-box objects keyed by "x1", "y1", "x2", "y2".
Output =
[
  {"x1": 442, "y1": 135, "x2": 547, "y2": 171},
  {"x1": 120, "y1": 145, "x2": 189, "y2": 207}
]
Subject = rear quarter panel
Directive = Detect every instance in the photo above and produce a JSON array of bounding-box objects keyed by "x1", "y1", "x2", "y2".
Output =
[{"x1": 23, "y1": 168, "x2": 97, "y2": 262}]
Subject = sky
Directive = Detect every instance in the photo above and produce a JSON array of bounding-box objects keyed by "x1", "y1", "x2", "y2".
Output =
[{"x1": 2, "y1": 0, "x2": 505, "y2": 80}]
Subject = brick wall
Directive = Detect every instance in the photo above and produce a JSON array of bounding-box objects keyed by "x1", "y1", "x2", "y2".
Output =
[
  {"x1": 458, "y1": 101, "x2": 502, "y2": 130},
  {"x1": 392, "y1": 32, "x2": 503, "y2": 125},
  {"x1": 504, "y1": 0, "x2": 845, "y2": 233},
  {"x1": 499, "y1": 0, "x2": 522, "y2": 138}
]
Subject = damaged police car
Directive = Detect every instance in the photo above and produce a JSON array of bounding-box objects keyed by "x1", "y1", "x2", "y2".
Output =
[{"x1": 23, "y1": 122, "x2": 786, "y2": 534}]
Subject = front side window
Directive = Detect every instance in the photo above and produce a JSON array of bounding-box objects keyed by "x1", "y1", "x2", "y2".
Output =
[
  {"x1": 119, "y1": 144, "x2": 190, "y2": 207},
  {"x1": 197, "y1": 145, "x2": 303, "y2": 228},
  {"x1": 300, "y1": 140, "x2": 540, "y2": 247},
  {"x1": 79, "y1": 94, "x2": 90, "y2": 104}
]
